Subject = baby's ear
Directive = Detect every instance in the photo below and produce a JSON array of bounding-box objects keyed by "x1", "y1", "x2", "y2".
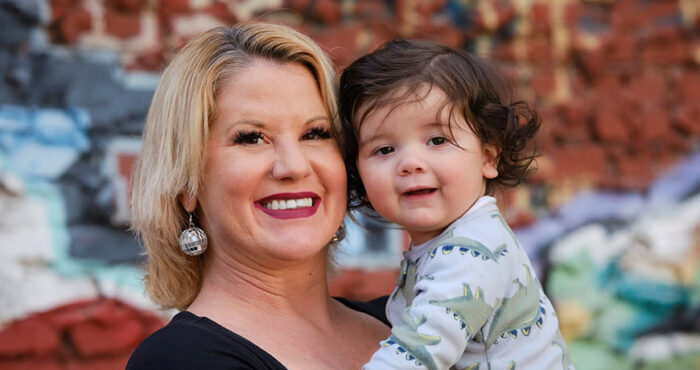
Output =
[
  {"x1": 179, "y1": 192, "x2": 198, "y2": 213},
  {"x1": 482, "y1": 144, "x2": 499, "y2": 179}
]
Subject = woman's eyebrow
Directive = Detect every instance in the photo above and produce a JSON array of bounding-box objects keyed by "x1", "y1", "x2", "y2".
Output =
[
  {"x1": 231, "y1": 119, "x2": 265, "y2": 127},
  {"x1": 305, "y1": 116, "x2": 331, "y2": 125}
]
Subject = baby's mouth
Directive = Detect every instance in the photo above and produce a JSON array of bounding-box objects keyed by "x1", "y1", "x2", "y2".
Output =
[{"x1": 403, "y1": 188, "x2": 437, "y2": 196}]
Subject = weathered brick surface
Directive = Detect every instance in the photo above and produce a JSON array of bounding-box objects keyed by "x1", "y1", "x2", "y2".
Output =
[
  {"x1": 31, "y1": 0, "x2": 700, "y2": 302},
  {"x1": 0, "y1": 299, "x2": 164, "y2": 369},
  {"x1": 0, "y1": 319, "x2": 60, "y2": 357},
  {"x1": 105, "y1": 10, "x2": 142, "y2": 39}
]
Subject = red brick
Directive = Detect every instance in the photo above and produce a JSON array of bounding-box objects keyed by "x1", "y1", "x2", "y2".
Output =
[
  {"x1": 646, "y1": 1, "x2": 680, "y2": 19},
  {"x1": 531, "y1": 3, "x2": 550, "y2": 35},
  {"x1": 70, "y1": 318, "x2": 145, "y2": 357},
  {"x1": 637, "y1": 106, "x2": 672, "y2": 143},
  {"x1": 417, "y1": 23, "x2": 463, "y2": 49},
  {"x1": 415, "y1": 0, "x2": 446, "y2": 17},
  {"x1": 617, "y1": 157, "x2": 654, "y2": 189},
  {"x1": 128, "y1": 48, "x2": 166, "y2": 71},
  {"x1": 611, "y1": 0, "x2": 645, "y2": 31},
  {"x1": 92, "y1": 299, "x2": 136, "y2": 325},
  {"x1": 65, "y1": 354, "x2": 130, "y2": 370},
  {"x1": 677, "y1": 72, "x2": 700, "y2": 101},
  {"x1": 607, "y1": 33, "x2": 637, "y2": 63},
  {"x1": 549, "y1": 103, "x2": 591, "y2": 144},
  {"x1": 576, "y1": 47, "x2": 605, "y2": 78},
  {"x1": 309, "y1": 24, "x2": 364, "y2": 69},
  {"x1": 314, "y1": 0, "x2": 342, "y2": 24},
  {"x1": 106, "y1": 0, "x2": 145, "y2": 13},
  {"x1": 623, "y1": 73, "x2": 666, "y2": 108},
  {"x1": 329, "y1": 269, "x2": 399, "y2": 301},
  {"x1": 44, "y1": 299, "x2": 129, "y2": 329},
  {"x1": 594, "y1": 104, "x2": 629, "y2": 141},
  {"x1": 158, "y1": 0, "x2": 190, "y2": 14},
  {"x1": 354, "y1": 0, "x2": 389, "y2": 18},
  {"x1": 492, "y1": 42, "x2": 516, "y2": 61},
  {"x1": 58, "y1": 5, "x2": 92, "y2": 44},
  {"x1": 675, "y1": 104, "x2": 700, "y2": 135},
  {"x1": 50, "y1": 0, "x2": 76, "y2": 21},
  {"x1": 500, "y1": 188, "x2": 537, "y2": 228},
  {"x1": 642, "y1": 38, "x2": 691, "y2": 65},
  {"x1": 549, "y1": 144, "x2": 608, "y2": 181},
  {"x1": 591, "y1": 73, "x2": 622, "y2": 105},
  {"x1": 105, "y1": 10, "x2": 141, "y2": 39},
  {"x1": 0, "y1": 358, "x2": 62, "y2": 370},
  {"x1": 203, "y1": 1, "x2": 237, "y2": 24},
  {"x1": 0, "y1": 319, "x2": 60, "y2": 357},
  {"x1": 286, "y1": 0, "x2": 311, "y2": 12},
  {"x1": 531, "y1": 68, "x2": 555, "y2": 97},
  {"x1": 527, "y1": 36, "x2": 553, "y2": 66},
  {"x1": 563, "y1": 2, "x2": 583, "y2": 29}
]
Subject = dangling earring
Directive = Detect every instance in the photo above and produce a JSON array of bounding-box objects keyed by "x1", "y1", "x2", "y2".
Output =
[
  {"x1": 329, "y1": 223, "x2": 345, "y2": 244},
  {"x1": 179, "y1": 213, "x2": 208, "y2": 256}
]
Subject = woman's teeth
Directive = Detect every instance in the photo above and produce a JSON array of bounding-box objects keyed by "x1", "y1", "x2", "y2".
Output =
[{"x1": 263, "y1": 198, "x2": 313, "y2": 210}]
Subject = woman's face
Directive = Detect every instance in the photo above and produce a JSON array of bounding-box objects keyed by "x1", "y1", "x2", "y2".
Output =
[{"x1": 194, "y1": 60, "x2": 346, "y2": 264}]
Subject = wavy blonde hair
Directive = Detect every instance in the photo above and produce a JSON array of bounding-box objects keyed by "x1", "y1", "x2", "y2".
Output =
[{"x1": 131, "y1": 23, "x2": 338, "y2": 310}]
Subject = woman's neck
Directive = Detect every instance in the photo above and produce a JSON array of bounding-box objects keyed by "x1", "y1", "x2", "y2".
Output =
[{"x1": 187, "y1": 247, "x2": 334, "y2": 325}]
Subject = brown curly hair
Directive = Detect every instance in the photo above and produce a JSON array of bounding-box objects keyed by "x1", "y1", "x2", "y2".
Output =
[{"x1": 339, "y1": 39, "x2": 540, "y2": 212}]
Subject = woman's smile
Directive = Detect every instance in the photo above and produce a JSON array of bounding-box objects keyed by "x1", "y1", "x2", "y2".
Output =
[{"x1": 255, "y1": 192, "x2": 321, "y2": 219}]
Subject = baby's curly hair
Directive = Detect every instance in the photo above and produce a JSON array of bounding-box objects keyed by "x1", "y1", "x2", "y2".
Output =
[{"x1": 339, "y1": 39, "x2": 540, "y2": 212}]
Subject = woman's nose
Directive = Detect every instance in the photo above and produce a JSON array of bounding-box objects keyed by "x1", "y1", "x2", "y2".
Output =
[
  {"x1": 397, "y1": 148, "x2": 426, "y2": 176},
  {"x1": 271, "y1": 140, "x2": 312, "y2": 181}
]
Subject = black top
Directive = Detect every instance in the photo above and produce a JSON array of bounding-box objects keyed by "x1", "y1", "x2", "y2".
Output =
[{"x1": 126, "y1": 296, "x2": 389, "y2": 370}]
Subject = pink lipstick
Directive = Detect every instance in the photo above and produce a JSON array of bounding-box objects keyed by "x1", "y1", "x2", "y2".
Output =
[{"x1": 255, "y1": 192, "x2": 321, "y2": 219}]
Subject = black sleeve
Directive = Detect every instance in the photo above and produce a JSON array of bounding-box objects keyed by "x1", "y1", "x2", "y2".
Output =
[{"x1": 126, "y1": 313, "x2": 285, "y2": 370}]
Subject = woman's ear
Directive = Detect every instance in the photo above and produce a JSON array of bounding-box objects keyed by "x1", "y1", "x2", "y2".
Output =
[
  {"x1": 179, "y1": 192, "x2": 198, "y2": 213},
  {"x1": 482, "y1": 144, "x2": 499, "y2": 179}
]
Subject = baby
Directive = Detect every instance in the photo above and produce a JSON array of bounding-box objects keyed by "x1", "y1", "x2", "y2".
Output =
[{"x1": 339, "y1": 39, "x2": 573, "y2": 370}]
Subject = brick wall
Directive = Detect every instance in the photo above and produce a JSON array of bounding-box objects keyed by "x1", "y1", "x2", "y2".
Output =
[{"x1": 0, "y1": 0, "x2": 699, "y2": 368}]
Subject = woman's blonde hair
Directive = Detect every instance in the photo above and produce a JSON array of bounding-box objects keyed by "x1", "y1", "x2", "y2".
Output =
[{"x1": 130, "y1": 23, "x2": 338, "y2": 310}]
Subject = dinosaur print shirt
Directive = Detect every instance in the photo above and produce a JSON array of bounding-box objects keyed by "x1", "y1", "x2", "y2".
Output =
[{"x1": 363, "y1": 196, "x2": 573, "y2": 370}]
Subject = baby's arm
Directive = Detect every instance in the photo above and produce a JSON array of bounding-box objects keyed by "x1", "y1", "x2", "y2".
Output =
[{"x1": 363, "y1": 240, "x2": 509, "y2": 370}]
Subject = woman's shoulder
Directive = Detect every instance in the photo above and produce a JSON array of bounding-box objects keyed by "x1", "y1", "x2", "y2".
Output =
[{"x1": 126, "y1": 311, "x2": 285, "y2": 370}]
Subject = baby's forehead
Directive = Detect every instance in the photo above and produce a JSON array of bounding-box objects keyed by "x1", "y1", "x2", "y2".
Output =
[
  {"x1": 354, "y1": 86, "x2": 455, "y2": 133},
  {"x1": 356, "y1": 85, "x2": 454, "y2": 129}
]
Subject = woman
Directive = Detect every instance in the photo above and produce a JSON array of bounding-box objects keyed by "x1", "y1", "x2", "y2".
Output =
[{"x1": 126, "y1": 23, "x2": 390, "y2": 369}]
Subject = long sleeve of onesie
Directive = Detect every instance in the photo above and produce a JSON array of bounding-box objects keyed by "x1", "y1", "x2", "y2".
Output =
[{"x1": 363, "y1": 197, "x2": 571, "y2": 370}]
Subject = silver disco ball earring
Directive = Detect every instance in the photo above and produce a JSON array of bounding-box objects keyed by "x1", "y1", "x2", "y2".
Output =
[{"x1": 179, "y1": 213, "x2": 208, "y2": 256}]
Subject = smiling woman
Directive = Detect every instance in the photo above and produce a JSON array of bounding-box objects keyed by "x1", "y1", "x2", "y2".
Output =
[{"x1": 126, "y1": 23, "x2": 390, "y2": 370}]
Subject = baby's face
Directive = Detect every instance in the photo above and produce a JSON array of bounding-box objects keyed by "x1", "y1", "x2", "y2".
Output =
[{"x1": 355, "y1": 86, "x2": 498, "y2": 245}]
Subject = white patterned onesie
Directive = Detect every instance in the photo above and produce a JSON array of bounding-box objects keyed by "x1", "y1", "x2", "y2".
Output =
[{"x1": 363, "y1": 196, "x2": 574, "y2": 370}]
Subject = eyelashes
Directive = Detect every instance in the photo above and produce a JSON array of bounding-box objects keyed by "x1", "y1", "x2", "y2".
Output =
[
  {"x1": 233, "y1": 130, "x2": 264, "y2": 145},
  {"x1": 232, "y1": 125, "x2": 332, "y2": 145},
  {"x1": 302, "y1": 126, "x2": 331, "y2": 140}
]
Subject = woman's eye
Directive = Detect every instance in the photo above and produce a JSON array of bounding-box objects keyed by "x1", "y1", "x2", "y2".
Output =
[
  {"x1": 234, "y1": 131, "x2": 264, "y2": 145},
  {"x1": 374, "y1": 146, "x2": 394, "y2": 155},
  {"x1": 428, "y1": 136, "x2": 447, "y2": 146},
  {"x1": 302, "y1": 126, "x2": 331, "y2": 140}
]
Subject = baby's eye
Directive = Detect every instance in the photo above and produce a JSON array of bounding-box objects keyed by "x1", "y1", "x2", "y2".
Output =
[
  {"x1": 428, "y1": 136, "x2": 447, "y2": 146},
  {"x1": 234, "y1": 130, "x2": 265, "y2": 145},
  {"x1": 302, "y1": 126, "x2": 331, "y2": 140},
  {"x1": 374, "y1": 146, "x2": 395, "y2": 155}
]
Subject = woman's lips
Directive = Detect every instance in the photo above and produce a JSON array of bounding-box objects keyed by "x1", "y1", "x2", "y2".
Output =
[{"x1": 255, "y1": 192, "x2": 321, "y2": 219}]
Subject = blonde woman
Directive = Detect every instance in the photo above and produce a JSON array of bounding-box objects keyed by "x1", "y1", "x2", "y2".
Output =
[{"x1": 126, "y1": 23, "x2": 390, "y2": 370}]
